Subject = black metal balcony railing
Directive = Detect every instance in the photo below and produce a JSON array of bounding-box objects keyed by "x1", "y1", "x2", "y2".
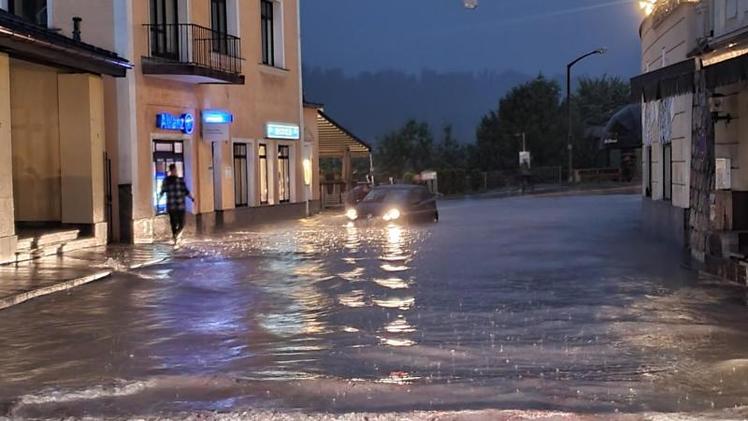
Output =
[{"x1": 143, "y1": 23, "x2": 242, "y2": 76}]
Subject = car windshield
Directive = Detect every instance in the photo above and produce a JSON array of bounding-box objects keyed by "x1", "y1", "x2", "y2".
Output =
[{"x1": 361, "y1": 188, "x2": 412, "y2": 203}]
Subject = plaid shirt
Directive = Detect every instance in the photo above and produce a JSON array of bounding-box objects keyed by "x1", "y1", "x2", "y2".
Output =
[{"x1": 160, "y1": 176, "x2": 191, "y2": 212}]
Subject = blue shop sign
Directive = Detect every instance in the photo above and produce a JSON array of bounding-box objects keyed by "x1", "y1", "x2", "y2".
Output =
[
  {"x1": 266, "y1": 122, "x2": 300, "y2": 140},
  {"x1": 202, "y1": 109, "x2": 234, "y2": 124},
  {"x1": 156, "y1": 113, "x2": 194, "y2": 135}
]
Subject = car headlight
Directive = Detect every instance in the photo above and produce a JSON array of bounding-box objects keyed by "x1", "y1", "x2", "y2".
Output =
[
  {"x1": 346, "y1": 208, "x2": 358, "y2": 221},
  {"x1": 383, "y1": 208, "x2": 401, "y2": 221}
]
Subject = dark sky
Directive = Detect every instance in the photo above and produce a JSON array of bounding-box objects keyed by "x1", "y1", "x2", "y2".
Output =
[{"x1": 300, "y1": 0, "x2": 643, "y2": 78}]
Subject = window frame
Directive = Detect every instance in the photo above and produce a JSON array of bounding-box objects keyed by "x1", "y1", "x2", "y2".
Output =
[
  {"x1": 153, "y1": 140, "x2": 185, "y2": 215},
  {"x1": 277, "y1": 144, "x2": 291, "y2": 203},
  {"x1": 663, "y1": 143, "x2": 672, "y2": 202},
  {"x1": 259, "y1": 144, "x2": 269, "y2": 205},
  {"x1": 233, "y1": 143, "x2": 249, "y2": 207}
]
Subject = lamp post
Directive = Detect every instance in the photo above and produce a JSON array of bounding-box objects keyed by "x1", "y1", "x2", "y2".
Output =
[{"x1": 566, "y1": 48, "x2": 607, "y2": 182}]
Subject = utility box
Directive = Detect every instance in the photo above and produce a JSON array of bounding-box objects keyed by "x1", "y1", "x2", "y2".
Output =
[{"x1": 716, "y1": 158, "x2": 732, "y2": 190}]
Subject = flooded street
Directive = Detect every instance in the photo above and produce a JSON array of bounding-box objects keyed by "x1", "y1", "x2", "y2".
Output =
[{"x1": 3, "y1": 194, "x2": 748, "y2": 419}]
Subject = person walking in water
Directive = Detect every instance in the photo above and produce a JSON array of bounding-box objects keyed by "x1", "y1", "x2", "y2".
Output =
[{"x1": 159, "y1": 164, "x2": 194, "y2": 245}]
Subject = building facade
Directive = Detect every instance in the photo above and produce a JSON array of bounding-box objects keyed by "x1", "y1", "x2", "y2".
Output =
[
  {"x1": 634, "y1": 0, "x2": 748, "y2": 281},
  {"x1": 0, "y1": 2, "x2": 130, "y2": 263},
  {"x1": 51, "y1": 0, "x2": 315, "y2": 243}
]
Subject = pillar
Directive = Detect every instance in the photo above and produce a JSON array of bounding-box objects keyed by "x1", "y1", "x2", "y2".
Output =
[
  {"x1": 58, "y1": 74, "x2": 107, "y2": 242},
  {"x1": 0, "y1": 53, "x2": 17, "y2": 263}
]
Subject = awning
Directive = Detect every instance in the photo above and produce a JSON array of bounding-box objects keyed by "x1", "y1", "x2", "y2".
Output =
[
  {"x1": 317, "y1": 110, "x2": 371, "y2": 158},
  {"x1": 704, "y1": 52, "x2": 748, "y2": 89},
  {"x1": 0, "y1": 10, "x2": 130, "y2": 77},
  {"x1": 630, "y1": 59, "x2": 696, "y2": 103}
]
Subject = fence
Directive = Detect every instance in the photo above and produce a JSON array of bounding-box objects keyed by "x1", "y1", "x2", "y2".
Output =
[{"x1": 437, "y1": 166, "x2": 563, "y2": 196}]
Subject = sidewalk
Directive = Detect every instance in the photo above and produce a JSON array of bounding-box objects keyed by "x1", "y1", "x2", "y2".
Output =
[{"x1": 0, "y1": 244, "x2": 173, "y2": 311}]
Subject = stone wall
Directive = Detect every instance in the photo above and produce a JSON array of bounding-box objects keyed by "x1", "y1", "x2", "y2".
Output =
[{"x1": 689, "y1": 70, "x2": 716, "y2": 262}]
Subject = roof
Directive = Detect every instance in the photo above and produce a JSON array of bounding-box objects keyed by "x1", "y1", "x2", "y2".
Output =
[
  {"x1": 0, "y1": 10, "x2": 130, "y2": 77},
  {"x1": 630, "y1": 59, "x2": 695, "y2": 103},
  {"x1": 317, "y1": 110, "x2": 371, "y2": 158}
]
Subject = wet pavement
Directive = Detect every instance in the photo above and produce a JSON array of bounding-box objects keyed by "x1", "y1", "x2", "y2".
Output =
[{"x1": 2, "y1": 194, "x2": 748, "y2": 419}]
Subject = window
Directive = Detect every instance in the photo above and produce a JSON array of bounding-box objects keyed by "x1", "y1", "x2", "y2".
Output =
[
  {"x1": 153, "y1": 140, "x2": 185, "y2": 214},
  {"x1": 259, "y1": 144, "x2": 269, "y2": 204},
  {"x1": 645, "y1": 146, "x2": 652, "y2": 198},
  {"x1": 278, "y1": 145, "x2": 291, "y2": 203},
  {"x1": 233, "y1": 143, "x2": 248, "y2": 207},
  {"x1": 261, "y1": 0, "x2": 275, "y2": 66},
  {"x1": 663, "y1": 143, "x2": 672, "y2": 201},
  {"x1": 211, "y1": 0, "x2": 228, "y2": 54},
  {"x1": 9, "y1": 0, "x2": 47, "y2": 26},
  {"x1": 150, "y1": 0, "x2": 179, "y2": 59}
]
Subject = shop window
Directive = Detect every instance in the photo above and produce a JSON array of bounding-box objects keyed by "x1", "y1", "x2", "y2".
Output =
[
  {"x1": 663, "y1": 143, "x2": 672, "y2": 201},
  {"x1": 9, "y1": 0, "x2": 47, "y2": 26},
  {"x1": 261, "y1": 0, "x2": 283, "y2": 67},
  {"x1": 259, "y1": 144, "x2": 269, "y2": 204},
  {"x1": 153, "y1": 140, "x2": 185, "y2": 214},
  {"x1": 278, "y1": 145, "x2": 291, "y2": 203},
  {"x1": 211, "y1": 0, "x2": 229, "y2": 54},
  {"x1": 233, "y1": 143, "x2": 248, "y2": 207}
]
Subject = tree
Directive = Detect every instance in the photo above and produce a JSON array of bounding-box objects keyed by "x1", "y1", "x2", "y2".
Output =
[
  {"x1": 572, "y1": 75, "x2": 631, "y2": 168},
  {"x1": 475, "y1": 75, "x2": 565, "y2": 171},
  {"x1": 375, "y1": 120, "x2": 434, "y2": 180},
  {"x1": 434, "y1": 125, "x2": 465, "y2": 170}
]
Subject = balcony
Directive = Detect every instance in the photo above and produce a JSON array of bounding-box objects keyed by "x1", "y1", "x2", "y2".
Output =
[{"x1": 142, "y1": 23, "x2": 244, "y2": 84}]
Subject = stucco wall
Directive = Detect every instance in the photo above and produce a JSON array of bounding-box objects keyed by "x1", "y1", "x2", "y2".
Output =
[
  {"x1": 58, "y1": 74, "x2": 106, "y2": 225},
  {"x1": 640, "y1": 4, "x2": 701, "y2": 72},
  {"x1": 49, "y1": 0, "x2": 115, "y2": 51},
  {"x1": 0, "y1": 52, "x2": 16, "y2": 263},
  {"x1": 10, "y1": 60, "x2": 61, "y2": 222},
  {"x1": 713, "y1": 82, "x2": 748, "y2": 192}
]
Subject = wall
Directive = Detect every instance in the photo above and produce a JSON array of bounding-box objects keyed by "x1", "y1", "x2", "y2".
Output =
[
  {"x1": 48, "y1": 0, "x2": 115, "y2": 51},
  {"x1": 58, "y1": 74, "x2": 106, "y2": 225},
  {"x1": 0, "y1": 53, "x2": 17, "y2": 263},
  {"x1": 640, "y1": 3, "x2": 702, "y2": 73},
  {"x1": 10, "y1": 60, "x2": 61, "y2": 222}
]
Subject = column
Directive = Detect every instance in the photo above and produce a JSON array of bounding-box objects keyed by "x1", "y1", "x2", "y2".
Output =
[
  {"x1": 0, "y1": 53, "x2": 17, "y2": 263},
  {"x1": 58, "y1": 74, "x2": 107, "y2": 243}
]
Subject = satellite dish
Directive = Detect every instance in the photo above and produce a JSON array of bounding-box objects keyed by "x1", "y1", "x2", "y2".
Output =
[{"x1": 463, "y1": 0, "x2": 478, "y2": 9}]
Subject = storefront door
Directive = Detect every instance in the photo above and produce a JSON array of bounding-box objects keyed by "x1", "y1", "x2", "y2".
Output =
[{"x1": 153, "y1": 140, "x2": 184, "y2": 214}]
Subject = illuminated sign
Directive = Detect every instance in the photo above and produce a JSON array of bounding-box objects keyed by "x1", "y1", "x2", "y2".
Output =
[
  {"x1": 266, "y1": 122, "x2": 300, "y2": 140},
  {"x1": 156, "y1": 113, "x2": 194, "y2": 135},
  {"x1": 202, "y1": 109, "x2": 233, "y2": 124}
]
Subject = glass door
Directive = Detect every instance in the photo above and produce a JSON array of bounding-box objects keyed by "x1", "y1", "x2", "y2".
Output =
[
  {"x1": 150, "y1": 0, "x2": 179, "y2": 60},
  {"x1": 153, "y1": 140, "x2": 184, "y2": 214},
  {"x1": 259, "y1": 144, "x2": 269, "y2": 204},
  {"x1": 278, "y1": 145, "x2": 291, "y2": 203}
]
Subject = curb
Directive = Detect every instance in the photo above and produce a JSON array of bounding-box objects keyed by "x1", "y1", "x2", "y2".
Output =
[{"x1": 0, "y1": 256, "x2": 169, "y2": 312}]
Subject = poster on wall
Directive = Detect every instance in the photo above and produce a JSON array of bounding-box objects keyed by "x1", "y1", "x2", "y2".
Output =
[{"x1": 716, "y1": 158, "x2": 732, "y2": 190}]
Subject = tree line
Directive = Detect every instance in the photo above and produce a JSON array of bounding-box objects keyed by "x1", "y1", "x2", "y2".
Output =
[{"x1": 373, "y1": 75, "x2": 630, "y2": 184}]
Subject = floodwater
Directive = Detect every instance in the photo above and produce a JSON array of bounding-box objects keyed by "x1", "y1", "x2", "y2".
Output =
[{"x1": 2, "y1": 194, "x2": 748, "y2": 419}]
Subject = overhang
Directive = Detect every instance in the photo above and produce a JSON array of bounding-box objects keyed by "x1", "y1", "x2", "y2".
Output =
[
  {"x1": 0, "y1": 10, "x2": 130, "y2": 77},
  {"x1": 630, "y1": 58, "x2": 696, "y2": 103},
  {"x1": 318, "y1": 110, "x2": 371, "y2": 159},
  {"x1": 704, "y1": 52, "x2": 748, "y2": 90}
]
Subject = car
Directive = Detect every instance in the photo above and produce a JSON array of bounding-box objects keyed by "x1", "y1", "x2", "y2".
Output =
[{"x1": 346, "y1": 184, "x2": 439, "y2": 223}]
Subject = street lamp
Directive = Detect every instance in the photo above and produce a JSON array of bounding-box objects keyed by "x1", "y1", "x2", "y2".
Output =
[{"x1": 566, "y1": 47, "x2": 607, "y2": 182}]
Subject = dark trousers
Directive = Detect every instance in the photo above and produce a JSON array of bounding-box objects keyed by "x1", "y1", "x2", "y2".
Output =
[{"x1": 168, "y1": 210, "x2": 185, "y2": 237}]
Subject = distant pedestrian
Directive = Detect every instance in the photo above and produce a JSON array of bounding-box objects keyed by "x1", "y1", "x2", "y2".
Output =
[
  {"x1": 159, "y1": 164, "x2": 194, "y2": 245},
  {"x1": 520, "y1": 161, "x2": 532, "y2": 194}
]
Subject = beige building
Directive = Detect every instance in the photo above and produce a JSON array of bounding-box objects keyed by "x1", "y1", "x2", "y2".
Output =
[
  {"x1": 0, "y1": 2, "x2": 130, "y2": 263},
  {"x1": 42, "y1": 0, "x2": 316, "y2": 243}
]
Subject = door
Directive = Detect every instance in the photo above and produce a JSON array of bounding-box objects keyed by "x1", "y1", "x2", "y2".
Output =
[
  {"x1": 150, "y1": 0, "x2": 179, "y2": 60},
  {"x1": 278, "y1": 145, "x2": 291, "y2": 203},
  {"x1": 153, "y1": 140, "x2": 184, "y2": 214},
  {"x1": 259, "y1": 144, "x2": 269, "y2": 204}
]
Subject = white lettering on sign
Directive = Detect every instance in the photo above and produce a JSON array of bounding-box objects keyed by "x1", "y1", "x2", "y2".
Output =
[{"x1": 266, "y1": 122, "x2": 300, "y2": 140}]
